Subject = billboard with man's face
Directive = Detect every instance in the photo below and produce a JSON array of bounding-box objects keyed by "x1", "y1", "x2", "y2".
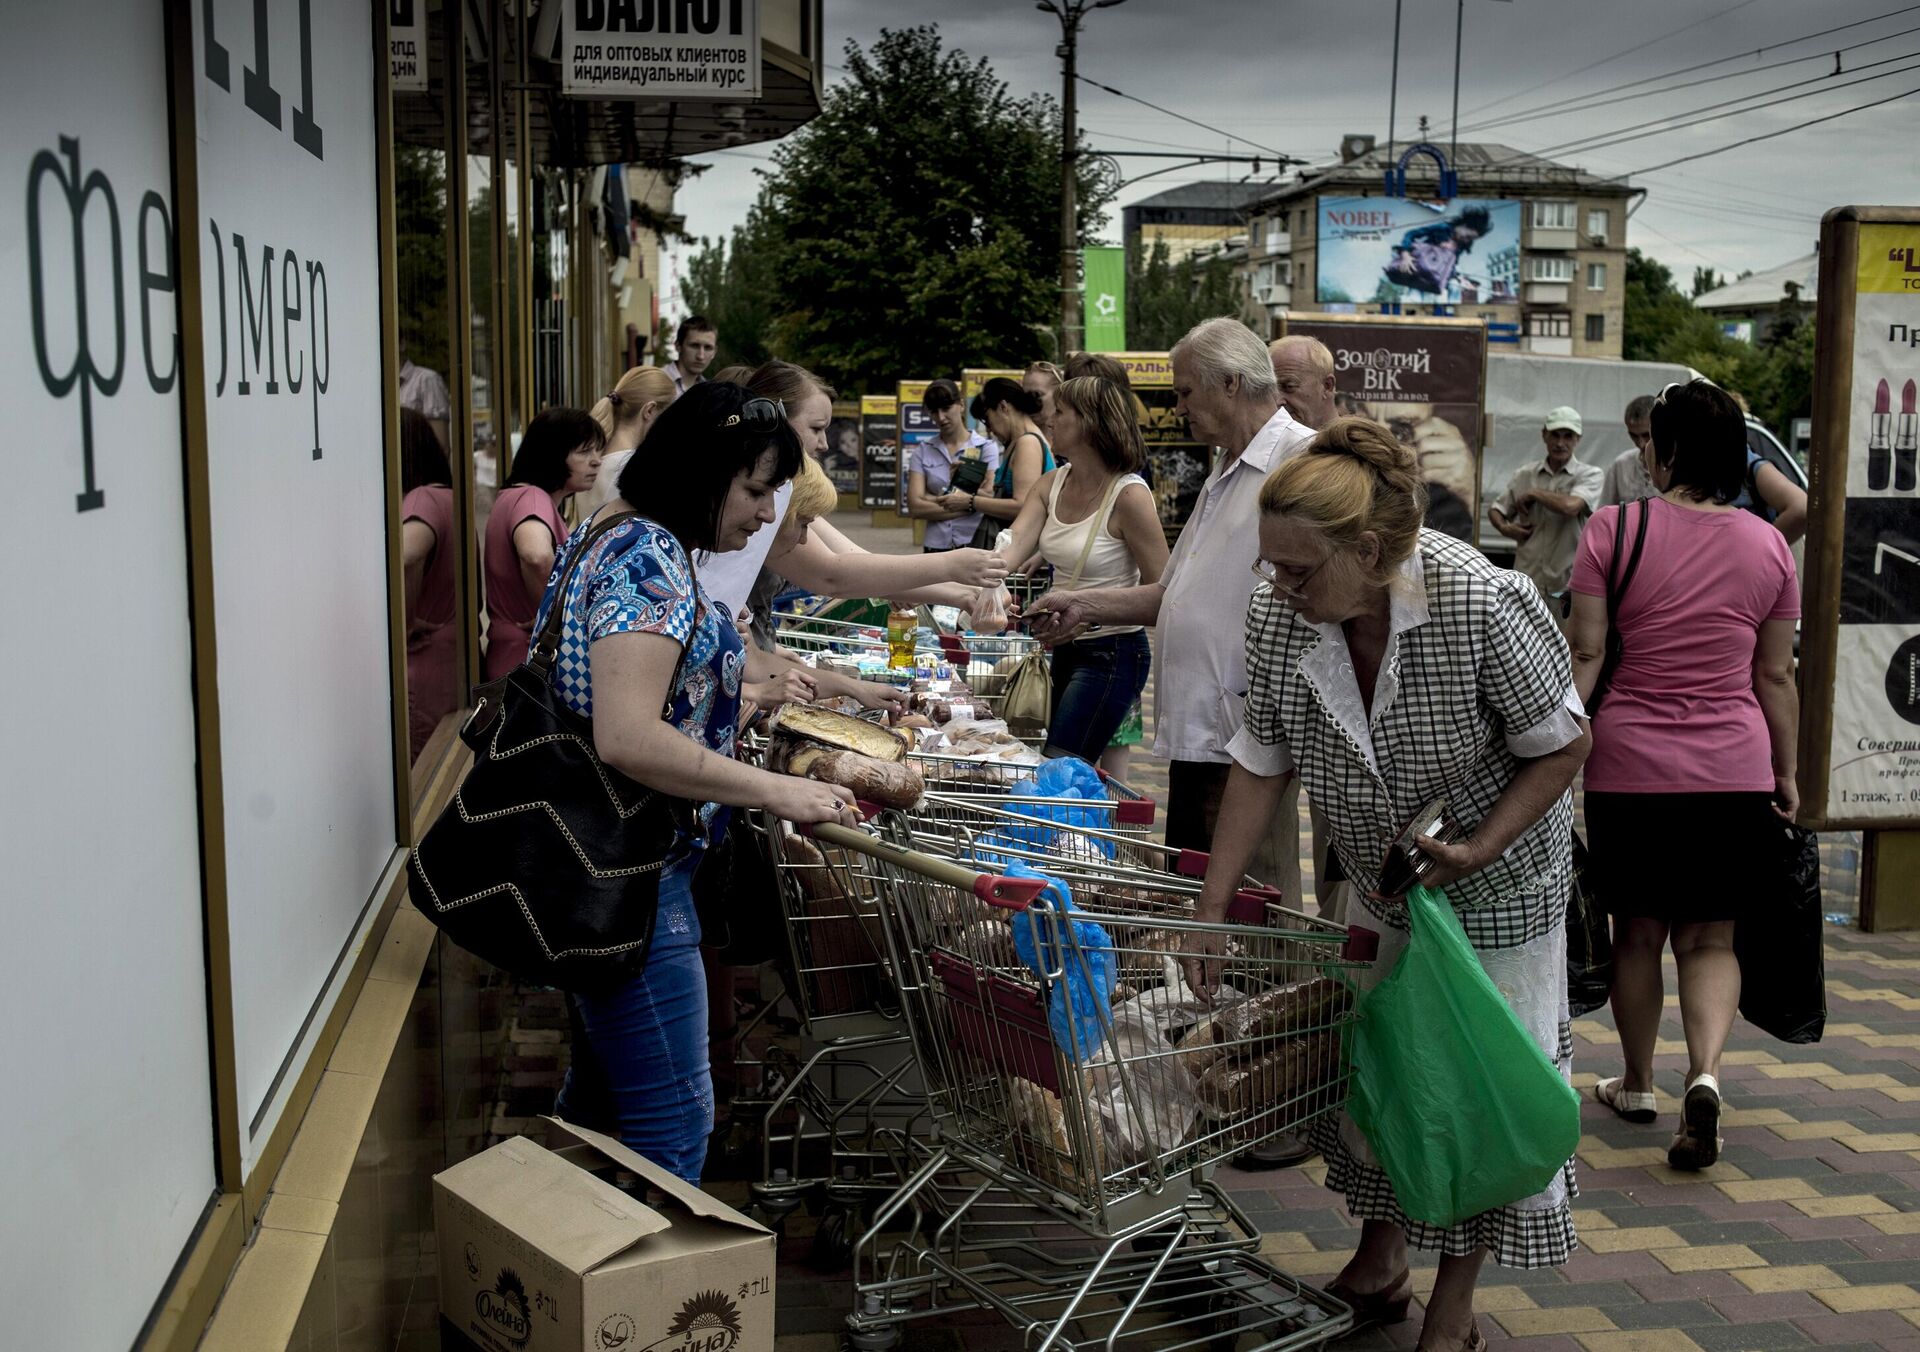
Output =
[{"x1": 1316, "y1": 197, "x2": 1522, "y2": 307}]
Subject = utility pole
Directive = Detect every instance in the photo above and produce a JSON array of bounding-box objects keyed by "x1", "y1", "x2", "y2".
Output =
[{"x1": 1040, "y1": 0, "x2": 1126, "y2": 360}]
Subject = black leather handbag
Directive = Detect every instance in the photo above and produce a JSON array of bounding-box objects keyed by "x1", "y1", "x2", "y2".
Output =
[{"x1": 408, "y1": 510, "x2": 696, "y2": 994}]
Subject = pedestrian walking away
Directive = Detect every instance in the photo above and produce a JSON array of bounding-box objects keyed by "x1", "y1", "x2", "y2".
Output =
[{"x1": 1569, "y1": 378, "x2": 1801, "y2": 1172}]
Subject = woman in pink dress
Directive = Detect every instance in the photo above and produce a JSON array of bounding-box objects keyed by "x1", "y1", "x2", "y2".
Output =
[
  {"x1": 484, "y1": 407, "x2": 604, "y2": 679},
  {"x1": 400, "y1": 409, "x2": 459, "y2": 757}
]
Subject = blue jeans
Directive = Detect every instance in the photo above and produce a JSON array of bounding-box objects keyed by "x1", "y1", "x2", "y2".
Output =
[
  {"x1": 556, "y1": 855, "x2": 712, "y2": 1183},
  {"x1": 1044, "y1": 629, "x2": 1151, "y2": 762}
]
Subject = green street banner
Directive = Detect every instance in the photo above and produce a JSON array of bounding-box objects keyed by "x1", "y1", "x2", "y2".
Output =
[{"x1": 1082, "y1": 246, "x2": 1126, "y2": 352}]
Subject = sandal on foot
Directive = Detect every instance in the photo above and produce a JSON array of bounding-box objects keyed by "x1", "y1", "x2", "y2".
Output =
[
  {"x1": 1325, "y1": 1268, "x2": 1413, "y2": 1331},
  {"x1": 1416, "y1": 1318, "x2": 1486, "y2": 1352},
  {"x1": 1594, "y1": 1076, "x2": 1658, "y2": 1124},
  {"x1": 1669, "y1": 1073, "x2": 1723, "y2": 1170}
]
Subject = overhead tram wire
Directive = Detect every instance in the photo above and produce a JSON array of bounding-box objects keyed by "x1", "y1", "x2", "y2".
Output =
[
  {"x1": 1457, "y1": 0, "x2": 1765, "y2": 118},
  {"x1": 1468, "y1": 50, "x2": 1920, "y2": 172},
  {"x1": 1074, "y1": 74, "x2": 1302, "y2": 165},
  {"x1": 1524, "y1": 51, "x2": 1920, "y2": 161},
  {"x1": 1624, "y1": 82, "x2": 1920, "y2": 176},
  {"x1": 1454, "y1": 18, "x2": 1920, "y2": 138}
]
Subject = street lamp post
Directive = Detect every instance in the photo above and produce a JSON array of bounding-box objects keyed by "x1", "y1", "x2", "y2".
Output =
[{"x1": 1039, "y1": 0, "x2": 1126, "y2": 360}]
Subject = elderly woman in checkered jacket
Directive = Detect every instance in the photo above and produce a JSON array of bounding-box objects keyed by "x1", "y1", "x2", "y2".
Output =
[{"x1": 1182, "y1": 417, "x2": 1591, "y2": 1352}]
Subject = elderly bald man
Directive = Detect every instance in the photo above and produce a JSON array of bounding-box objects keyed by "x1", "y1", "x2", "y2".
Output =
[{"x1": 1269, "y1": 335, "x2": 1338, "y2": 433}]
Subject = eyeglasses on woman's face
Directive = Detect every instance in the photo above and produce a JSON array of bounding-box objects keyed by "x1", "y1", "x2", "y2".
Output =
[
  {"x1": 1251, "y1": 550, "x2": 1330, "y2": 598},
  {"x1": 720, "y1": 396, "x2": 787, "y2": 432}
]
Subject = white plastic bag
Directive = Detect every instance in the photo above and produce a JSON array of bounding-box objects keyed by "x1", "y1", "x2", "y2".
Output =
[{"x1": 966, "y1": 535, "x2": 1020, "y2": 635}]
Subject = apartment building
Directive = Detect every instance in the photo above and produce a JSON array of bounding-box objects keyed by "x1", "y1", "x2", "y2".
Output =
[{"x1": 1241, "y1": 137, "x2": 1637, "y2": 358}]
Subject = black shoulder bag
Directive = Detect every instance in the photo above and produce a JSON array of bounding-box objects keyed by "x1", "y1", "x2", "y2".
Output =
[
  {"x1": 408, "y1": 510, "x2": 696, "y2": 994},
  {"x1": 1588, "y1": 499, "x2": 1650, "y2": 715},
  {"x1": 1567, "y1": 499, "x2": 1649, "y2": 1014}
]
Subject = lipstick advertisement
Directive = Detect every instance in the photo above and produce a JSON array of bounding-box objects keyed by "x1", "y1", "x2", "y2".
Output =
[{"x1": 1825, "y1": 219, "x2": 1920, "y2": 822}]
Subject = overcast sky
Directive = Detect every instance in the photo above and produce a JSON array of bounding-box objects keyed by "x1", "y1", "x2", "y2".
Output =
[{"x1": 662, "y1": 0, "x2": 1919, "y2": 317}]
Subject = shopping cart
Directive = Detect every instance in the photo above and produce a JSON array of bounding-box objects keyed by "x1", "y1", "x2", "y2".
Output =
[
  {"x1": 809, "y1": 824, "x2": 1369, "y2": 1352},
  {"x1": 770, "y1": 609, "x2": 1050, "y2": 735}
]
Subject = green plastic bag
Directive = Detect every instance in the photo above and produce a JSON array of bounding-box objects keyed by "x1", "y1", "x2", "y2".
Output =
[{"x1": 1346, "y1": 884, "x2": 1581, "y2": 1228}]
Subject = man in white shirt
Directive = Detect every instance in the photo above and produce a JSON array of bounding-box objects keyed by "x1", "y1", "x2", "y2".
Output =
[{"x1": 662, "y1": 315, "x2": 717, "y2": 394}]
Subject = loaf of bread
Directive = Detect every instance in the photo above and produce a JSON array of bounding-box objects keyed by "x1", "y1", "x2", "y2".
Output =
[
  {"x1": 1007, "y1": 1077, "x2": 1106, "y2": 1189},
  {"x1": 769, "y1": 704, "x2": 910, "y2": 762},
  {"x1": 1194, "y1": 1030, "x2": 1340, "y2": 1123},
  {"x1": 1174, "y1": 978, "x2": 1350, "y2": 1077},
  {"x1": 785, "y1": 745, "x2": 925, "y2": 809}
]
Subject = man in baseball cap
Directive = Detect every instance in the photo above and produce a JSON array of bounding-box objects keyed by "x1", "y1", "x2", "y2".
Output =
[{"x1": 1489, "y1": 406, "x2": 1604, "y2": 621}]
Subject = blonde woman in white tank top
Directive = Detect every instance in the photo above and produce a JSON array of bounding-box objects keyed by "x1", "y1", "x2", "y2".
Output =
[{"x1": 994, "y1": 376, "x2": 1170, "y2": 761}]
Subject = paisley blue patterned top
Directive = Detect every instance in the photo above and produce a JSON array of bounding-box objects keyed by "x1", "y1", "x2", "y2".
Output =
[{"x1": 532, "y1": 511, "x2": 744, "y2": 838}]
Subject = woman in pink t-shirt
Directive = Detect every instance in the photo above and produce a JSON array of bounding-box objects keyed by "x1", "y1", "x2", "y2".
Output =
[
  {"x1": 484, "y1": 407, "x2": 604, "y2": 679},
  {"x1": 399, "y1": 409, "x2": 458, "y2": 758},
  {"x1": 1568, "y1": 380, "x2": 1799, "y2": 1173}
]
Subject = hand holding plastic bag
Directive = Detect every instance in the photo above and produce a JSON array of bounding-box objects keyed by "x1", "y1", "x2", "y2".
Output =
[
  {"x1": 966, "y1": 535, "x2": 1020, "y2": 635},
  {"x1": 1346, "y1": 884, "x2": 1581, "y2": 1227}
]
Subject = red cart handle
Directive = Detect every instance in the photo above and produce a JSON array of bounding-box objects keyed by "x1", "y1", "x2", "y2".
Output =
[{"x1": 976, "y1": 874, "x2": 1050, "y2": 909}]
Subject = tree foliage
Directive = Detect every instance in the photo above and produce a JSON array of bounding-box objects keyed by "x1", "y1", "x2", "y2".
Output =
[
  {"x1": 1124, "y1": 237, "x2": 1250, "y2": 349},
  {"x1": 1623, "y1": 248, "x2": 1813, "y2": 440},
  {"x1": 682, "y1": 25, "x2": 1115, "y2": 392}
]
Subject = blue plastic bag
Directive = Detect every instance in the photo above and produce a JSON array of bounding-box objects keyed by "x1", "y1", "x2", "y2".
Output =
[
  {"x1": 1005, "y1": 860, "x2": 1115, "y2": 1064},
  {"x1": 1005, "y1": 756, "x2": 1116, "y2": 858}
]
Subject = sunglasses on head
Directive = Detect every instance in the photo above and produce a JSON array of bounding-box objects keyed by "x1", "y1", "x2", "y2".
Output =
[{"x1": 719, "y1": 396, "x2": 787, "y2": 432}]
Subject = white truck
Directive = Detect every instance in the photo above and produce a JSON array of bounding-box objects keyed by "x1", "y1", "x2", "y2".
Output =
[{"x1": 1479, "y1": 351, "x2": 1807, "y2": 560}]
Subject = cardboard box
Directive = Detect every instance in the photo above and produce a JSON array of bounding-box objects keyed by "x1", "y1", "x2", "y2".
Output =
[{"x1": 434, "y1": 1117, "x2": 775, "y2": 1352}]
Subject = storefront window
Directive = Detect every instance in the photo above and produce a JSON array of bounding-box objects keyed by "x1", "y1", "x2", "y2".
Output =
[{"x1": 394, "y1": 2, "x2": 463, "y2": 774}]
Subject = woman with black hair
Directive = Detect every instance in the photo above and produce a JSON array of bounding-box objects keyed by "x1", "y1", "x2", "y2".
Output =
[
  {"x1": 400, "y1": 408, "x2": 457, "y2": 757},
  {"x1": 958, "y1": 376, "x2": 1055, "y2": 532},
  {"x1": 1570, "y1": 379, "x2": 1800, "y2": 1172},
  {"x1": 482, "y1": 407, "x2": 604, "y2": 679},
  {"x1": 541, "y1": 381, "x2": 864, "y2": 1182}
]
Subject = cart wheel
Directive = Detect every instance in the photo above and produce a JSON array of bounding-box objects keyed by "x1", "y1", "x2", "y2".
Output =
[
  {"x1": 809, "y1": 1206, "x2": 855, "y2": 1269},
  {"x1": 747, "y1": 1195, "x2": 802, "y2": 1232}
]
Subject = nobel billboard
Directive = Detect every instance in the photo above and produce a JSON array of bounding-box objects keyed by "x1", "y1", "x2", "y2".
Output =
[{"x1": 1317, "y1": 197, "x2": 1521, "y2": 307}]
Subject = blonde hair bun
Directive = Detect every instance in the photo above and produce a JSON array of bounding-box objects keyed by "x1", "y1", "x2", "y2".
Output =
[{"x1": 1258, "y1": 417, "x2": 1425, "y2": 576}]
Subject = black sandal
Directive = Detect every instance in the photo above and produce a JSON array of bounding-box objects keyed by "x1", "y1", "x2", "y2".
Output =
[{"x1": 1326, "y1": 1269, "x2": 1413, "y2": 1331}]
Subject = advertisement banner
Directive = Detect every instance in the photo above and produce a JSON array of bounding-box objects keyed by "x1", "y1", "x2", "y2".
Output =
[
  {"x1": 1817, "y1": 219, "x2": 1920, "y2": 825},
  {"x1": 824, "y1": 396, "x2": 861, "y2": 495},
  {"x1": 1083, "y1": 246, "x2": 1127, "y2": 352},
  {"x1": 389, "y1": 0, "x2": 428, "y2": 92},
  {"x1": 860, "y1": 395, "x2": 898, "y2": 509},
  {"x1": 561, "y1": 0, "x2": 761, "y2": 100},
  {"x1": 1278, "y1": 315, "x2": 1486, "y2": 541},
  {"x1": 1099, "y1": 353, "x2": 1210, "y2": 538},
  {"x1": 896, "y1": 380, "x2": 936, "y2": 509},
  {"x1": 1317, "y1": 197, "x2": 1521, "y2": 307}
]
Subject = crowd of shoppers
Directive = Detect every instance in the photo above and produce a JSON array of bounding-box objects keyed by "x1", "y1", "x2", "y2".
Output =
[{"x1": 421, "y1": 310, "x2": 1813, "y2": 1349}]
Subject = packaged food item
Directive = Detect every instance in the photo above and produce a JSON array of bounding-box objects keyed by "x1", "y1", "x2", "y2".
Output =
[{"x1": 768, "y1": 704, "x2": 910, "y2": 763}]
